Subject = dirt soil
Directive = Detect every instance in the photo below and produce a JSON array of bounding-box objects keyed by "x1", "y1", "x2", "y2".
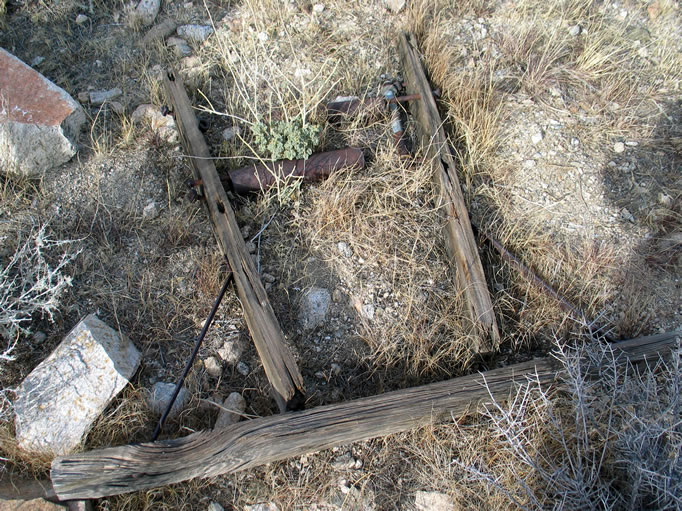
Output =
[{"x1": 0, "y1": 0, "x2": 680, "y2": 509}]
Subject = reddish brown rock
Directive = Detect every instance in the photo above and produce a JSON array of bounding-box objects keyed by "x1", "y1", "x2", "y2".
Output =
[{"x1": 0, "y1": 47, "x2": 85, "y2": 177}]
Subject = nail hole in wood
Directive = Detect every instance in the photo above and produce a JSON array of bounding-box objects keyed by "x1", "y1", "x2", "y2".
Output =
[{"x1": 216, "y1": 201, "x2": 225, "y2": 214}]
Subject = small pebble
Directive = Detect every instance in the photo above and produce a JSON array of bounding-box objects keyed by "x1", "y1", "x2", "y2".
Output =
[
  {"x1": 75, "y1": 14, "x2": 89, "y2": 25},
  {"x1": 613, "y1": 142, "x2": 625, "y2": 153},
  {"x1": 337, "y1": 241, "x2": 353, "y2": 258},
  {"x1": 258, "y1": 32, "x2": 268, "y2": 42},
  {"x1": 31, "y1": 56, "x2": 45, "y2": 67},
  {"x1": 203, "y1": 356, "x2": 223, "y2": 378},
  {"x1": 143, "y1": 201, "x2": 159, "y2": 220},
  {"x1": 531, "y1": 132, "x2": 543, "y2": 145},
  {"x1": 236, "y1": 361, "x2": 250, "y2": 376},
  {"x1": 568, "y1": 24, "x2": 581, "y2": 36},
  {"x1": 208, "y1": 503, "x2": 224, "y2": 511},
  {"x1": 312, "y1": 3, "x2": 325, "y2": 13}
]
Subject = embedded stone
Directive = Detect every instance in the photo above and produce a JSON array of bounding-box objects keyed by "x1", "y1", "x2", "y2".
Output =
[
  {"x1": 214, "y1": 392, "x2": 246, "y2": 429},
  {"x1": 0, "y1": 47, "x2": 85, "y2": 177},
  {"x1": 13, "y1": 314, "x2": 141, "y2": 455}
]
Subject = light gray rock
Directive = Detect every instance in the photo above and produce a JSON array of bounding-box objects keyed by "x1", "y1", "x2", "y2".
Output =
[
  {"x1": 142, "y1": 200, "x2": 159, "y2": 219},
  {"x1": 331, "y1": 452, "x2": 356, "y2": 470},
  {"x1": 177, "y1": 24, "x2": 214, "y2": 42},
  {"x1": 207, "y1": 503, "x2": 224, "y2": 511},
  {"x1": 133, "y1": 0, "x2": 161, "y2": 26},
  {"x1": 217, "y1": 339, "x2": 243, "y2": 364},
  {"x1": 75, "y1": 14, "x2": 89, "y2": 25},
  {"x1": 236, "y1": 361, "x2": 250, "y2": 376},
  {"x1": 148, "y1": 381, "x2": 188, "y2": 418},
  {"x1": 245, "y1": 504, "x2": 279, "y2": 511},
  {"x1": 568, "y1": 24, "x2": 581, "y2": 36},
  {"x1": 0, "y1": 48, "x2": 86, "y2": 177},
  {"x1": 299, "y1": 287, "x2": 331, "y2": 329},
  {"x1": 222, "y1": 125, "x2": 241, "y2": 141},
  {"x1": 204, "y1": 356, "x2": 223, "y2": 377},
  {"x1": 89, "y1": 88, "x2": 122, "y2": 105},
  {"x1": 214, "y1": 392, "x2": 246, "y2": 429},
  {"x1": 167, "y1": 36, "x2": 192, "y2": 57},
  {"x1": 613, "y1": 141, "x2": 625, "y2": 153},
  {"x1": 337, "y1": 241, "x2": 353, "y2": 258},
  {"x1": 415, "y1": 491, "x2": 454, "y2": 511},
  {"x1": 131, "y1": 103, "x2": 178, "y2": 142},
  {"x1": 14, "y1": 314, "x2": 141, "y2": 455}
]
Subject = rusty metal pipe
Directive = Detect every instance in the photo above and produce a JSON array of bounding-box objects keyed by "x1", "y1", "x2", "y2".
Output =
[{"x1": 229, "y1": 147, "x2": 365, "y2": 194}]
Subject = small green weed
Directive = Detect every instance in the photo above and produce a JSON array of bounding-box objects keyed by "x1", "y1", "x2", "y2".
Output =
[{"x1": 251, "y1": 118, "x2": 321, "y2": 161}]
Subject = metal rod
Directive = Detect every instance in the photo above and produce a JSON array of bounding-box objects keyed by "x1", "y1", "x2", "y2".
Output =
[{"x1": 151, "y1": 271, "x2": 233, "y2": 441}]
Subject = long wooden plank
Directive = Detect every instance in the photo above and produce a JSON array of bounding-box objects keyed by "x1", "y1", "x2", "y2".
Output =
[
  {"x1": 163, "y1": 70, "x2": 304, "y2": 410},
  {"x1": 398, "y1": 32, "x2": 500, "y2": 352},
  {"x1": 50, "y1": 332, "x2": 679, "y2": 500}
]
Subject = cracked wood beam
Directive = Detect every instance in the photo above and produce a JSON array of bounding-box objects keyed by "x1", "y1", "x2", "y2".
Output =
[
  {"x1": 162, "y1": 69, "x2": 304, "y2": 411},
  {"x1": 398, "y1": 32, "x2": 500, "y2": 353},
  {"x1": 49, "y1": 332, "x2": 679, "y2": 500}
]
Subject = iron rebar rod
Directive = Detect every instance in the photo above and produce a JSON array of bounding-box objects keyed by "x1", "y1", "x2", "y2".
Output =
[{"x1": 151, "y1": 271, "x2": 233, "y2": 441}]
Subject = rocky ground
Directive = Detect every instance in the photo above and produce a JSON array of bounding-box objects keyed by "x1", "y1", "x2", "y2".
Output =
[{"x1": 1, "y1": 0, "x2": 680, "y2": 509}]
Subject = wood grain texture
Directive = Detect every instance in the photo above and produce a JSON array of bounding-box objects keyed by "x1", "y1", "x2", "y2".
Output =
[
  {"x1": 50, "y1": 332, "x2": 679, "y2": 500},
  {"x1": 163, "y1": 70, "x2": 304, "y2": 410},
  {"x1": 398, "y1": 32, "x2": 500, "y2": 352}
]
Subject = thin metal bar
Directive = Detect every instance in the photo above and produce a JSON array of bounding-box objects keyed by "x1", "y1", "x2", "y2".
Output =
[{"x1": 151, "y1": 271, "x2": 233, "y2": 441}]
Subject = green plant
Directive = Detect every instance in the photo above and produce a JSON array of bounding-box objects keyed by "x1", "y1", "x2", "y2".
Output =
[{"x1": 251, "y1": 118, "x2": 321, "y2": 161}]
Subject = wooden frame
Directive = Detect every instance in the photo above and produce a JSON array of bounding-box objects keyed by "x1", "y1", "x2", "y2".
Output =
[{"x1": 3, "y1": 34, "x2": 676, "y2": 503}]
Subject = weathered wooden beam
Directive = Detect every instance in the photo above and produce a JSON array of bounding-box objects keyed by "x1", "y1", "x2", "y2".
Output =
[
  {"x1": 50, "y1": 332, "x2": 679, "y2": 500},
  {"x1": 163, "y1": 70, "x2": 304, "y2": 411},
  {"x1": 398, "y1": 32, "x2": 500, "y2": 352}
]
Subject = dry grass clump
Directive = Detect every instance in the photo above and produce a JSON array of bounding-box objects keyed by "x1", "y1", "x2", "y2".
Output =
[{"x1": 304, "y1": 147, "x2": 477, "y2": 374}]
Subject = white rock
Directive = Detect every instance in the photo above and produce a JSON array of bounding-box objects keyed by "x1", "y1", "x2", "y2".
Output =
[
  {"x1": 208, "y1": 503, "x2": 224, "y2": 511},
  {"x1": 294, "y1": 68, "x2": 312, "y2": 79},
  {"x1": 167, "y1": 36, "x2": 192, "y2": 57},
  {"x1": 89, "y1": 88, "x2": 122, "y2": 105},
  {"x1": 177, "y1": 24, "x2": 214, "y2": 42},
  {"x1": 131, "y1": 103, "x2": 178, "y2": 142},
  {"x1": 613, "y1": 142, "x2": 625, "y2": 153},
  {"x1": 385, "y1": 0, "x2": 406, "y2": 13},
  {"x1": 204, "y1": 356, "x2": 223, "y2": 377},
  {"x1": 330, "y1": 363, "x2": 341, "y2": 375},
  {"x1": 75, "y1": 14, "x2": 89, "y2": 24},
  {"x1": 236, "y1": 361, "x2": 250, "y2": 376},
  {"x1": 148, "y1": 381, "x2": 188, "y2": 418},
  {"x1": 331, "y1": 452, "x2": 356, "y2": 470},
  {"x1": 361, "y1": 303, "x2": 375, "y2": 320},
  {"x1": 257, "y1": 31, "x2": 268, "y2": 42},
  {"x1": 531, "y1": 132, "x2": 543, "y2": 144},
  {"x1": 415, "y1": 491, "x2": 454, "y2": 511},
  {"x1": 245, "y1": 503, "x2": 279, "y2": 511},
  {"x1": 30, "y1": 56, "x2": 45, "y2": 66},
  {"x1": 217, "y1": 339, "x2": 243, "y2": 364},
  {"x1": 14, "y1": 314, "x2": 141, "y2": 455},
  {"x1": 0, "y1": 48, "x2": 86, "y2": 177},
  {"x1": 568, "y1": 24, "x2": 581, "y2": 36},
  {"x1": 142, "y1": 200, "x2": 159, "y2": 219},
  {"x1": 134, "y1": 0, "x2": 161, "y2": 26},
  {"x1": 214, "y1": 392, "x2": 246, "y2": 429},
  {"x1": 299, "y1": 287, "x2": 331, "y2": 330},
  {"x1": 312, "y1": 3, "x2": 325, "y2": 12},
  {"x1": 337, "y1": 241, "x2": 353, "y2": 258}
]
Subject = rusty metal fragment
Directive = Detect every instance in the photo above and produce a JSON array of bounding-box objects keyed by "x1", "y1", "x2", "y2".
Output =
[{"x1": 229, "y1": 147, "x2": 365, "y2": 193}]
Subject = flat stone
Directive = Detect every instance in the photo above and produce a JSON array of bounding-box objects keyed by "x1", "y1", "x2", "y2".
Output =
[
  {"x1": 207, "y1": 503, "x2": 224, "y2": 511},
  {"x1": 613, "y1": 142, "x2": 625, "y2": 153},
  {"x1": 89, "y1": 88, "x2": 122, "y2": 105},
  {"x1": 245, "y1": 504, "x2": 279, "y2": 511},
  {"x1": 214, "y1": 392, "x2": 246, "y2": 429},
  {"x1": 385, "y1": 0, "x2": 406, "y2": 13},
  {"x1": 147, "y1": 381, "x2": 188, "y2": 418},
  {"x1": 299, "y1": 287, "x2": 331, "y2": 330},
  {"x1": 236, "y1": 361, "x2": 250, "y2": 376},
  {"x1": 133, "y1": 0, "x2": 160, "y2": 26},
  {"x1": 217, "y1": 339, "x2": 243, "y2": 364},
  {"x1": 0, "y1": 48, "x2": 85, "y2": 177},
  {"x1": 415, "y1": 491, "x2": 454, "y2": 511},
  {"x1": 14, "y1": 314, "x2": 141, "y2": 455},
  {"x1": 176, "y1": 24, "x2": 213, "y2": 42}
]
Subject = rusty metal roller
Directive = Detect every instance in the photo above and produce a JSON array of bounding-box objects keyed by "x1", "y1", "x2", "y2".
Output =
[{"x1": 229, "y1": 147, "x2": 365, "y2": 194}]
